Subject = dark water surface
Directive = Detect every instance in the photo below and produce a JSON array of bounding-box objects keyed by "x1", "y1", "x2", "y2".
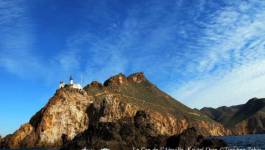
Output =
[{"x1": 216, "y1": 134, "x2": 265, "y2": 149}]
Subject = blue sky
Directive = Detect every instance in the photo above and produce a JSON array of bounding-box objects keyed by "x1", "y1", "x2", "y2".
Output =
[{"x1": 1, "y1": 0, "x2": 265, "y2": 135}]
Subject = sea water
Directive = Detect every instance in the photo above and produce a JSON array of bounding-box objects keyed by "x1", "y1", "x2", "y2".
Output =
[{"x1": 216, "y1": 134, "x2": 265, "y2": 149}]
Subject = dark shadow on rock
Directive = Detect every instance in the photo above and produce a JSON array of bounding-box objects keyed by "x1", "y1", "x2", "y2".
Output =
[
  {"x1": 199, "y1": 138, "x2": 227, "y2": 148},
  {"x1": 166, "y1": 127, "x2": 203, "y2": 148},
  {"x1": 62, "y1": 106, "x2": 227, "y2": 150}
]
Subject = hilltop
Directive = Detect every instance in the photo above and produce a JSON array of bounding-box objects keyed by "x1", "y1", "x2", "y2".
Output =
[{"x1": 0, "y1": 72, "x2": 228, "y2": 149}]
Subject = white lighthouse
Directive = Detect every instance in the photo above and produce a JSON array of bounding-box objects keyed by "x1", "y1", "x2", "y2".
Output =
[
  {"x1": 69, "y1": 76, "x2": 82, "y2": 89},
  {"x1": 58, "y1": 76, "x2": 82, "y2": 90},
  {"x1": 69, "y1": 76, "x2": 74, "y2": 85}
]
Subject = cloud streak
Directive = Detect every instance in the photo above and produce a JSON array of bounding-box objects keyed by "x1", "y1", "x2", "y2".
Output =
[
  {"x1": 170, "y1": 0, "x2": 265, "y2": 108},
  {"x1": 1, "y1": 0, "x2": 265, "y2": 109}
]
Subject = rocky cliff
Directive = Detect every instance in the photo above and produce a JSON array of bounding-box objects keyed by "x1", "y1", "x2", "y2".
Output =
[
  {"x1": 201, "y1": 98, "x2": 265, "y2": 135},
  {"x1": 0, "y1": 72, "x2": 229, "y2": 149},
  {"x1": 61, "y1": 110, "x2": 227, "y2": 150}
]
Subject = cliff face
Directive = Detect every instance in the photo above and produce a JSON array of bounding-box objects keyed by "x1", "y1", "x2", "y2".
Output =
[
  {"x1": 1, "y1": 88, "x2": 93, "y2": 149},
  {"x1": 1, "y1": 72, "x2": 229, "y2": 149},
  {"x1": 61, "y1": 110, "x2": 227, "y2": 150},
  {"x1": 201, "y1": 98, "x2": 265, "y2": 135}
]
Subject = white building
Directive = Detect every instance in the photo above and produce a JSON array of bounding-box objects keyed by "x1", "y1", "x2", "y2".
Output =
[
  {"x1": 59, "y1": 81, "x2": 65, "y2": 88},
  {"x1": 59, "y1": 76, "x2": 82, "y2": 90}
]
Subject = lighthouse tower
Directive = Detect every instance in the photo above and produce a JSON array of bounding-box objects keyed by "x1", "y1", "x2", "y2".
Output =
[{"x1": 69, "y1": 76, "x2": 74, "y2": 85}]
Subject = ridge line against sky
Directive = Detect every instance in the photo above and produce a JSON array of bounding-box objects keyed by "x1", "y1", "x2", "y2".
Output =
[{"x1": 1, "y1": 0, "x2": 265, "y2": 135}]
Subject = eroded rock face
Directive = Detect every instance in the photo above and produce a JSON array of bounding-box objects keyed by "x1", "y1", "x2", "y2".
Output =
[
  {"x1": 83, "y1": 93, "x2": 228, "y2": 136},
  {"x1": 1, "y1": 72, "x2": 229, "y2": 149},
  {"x1": 0, "y1": 124, "x2": 33, "y2": 149},
  {"x1": 61, "y1": 110, "x2": 163, "y2": 150},
  {"x1": 127, "y1": 72, "x2": 146, "y2": 83},
  {"x1": 62, "y1": 111, "x2": 227, "y2": 150},
  {"x1": 103, "y1": 73, "x2": 128, "y2": 87},
  {"x1": 1, "y1": 88, "x2": 94, "y2": 149},
  {"x1": 232, "y1": 112, "x2": 265, "y2": 135},
  {"x1": 34, "y1": 89, "x2": 93, "y2": 147}
]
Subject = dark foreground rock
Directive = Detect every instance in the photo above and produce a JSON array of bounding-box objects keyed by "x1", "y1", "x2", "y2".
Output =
[
  {"x1": 61, "y1": 110, "x2": 164, "y2": 150},
  {"x1": 166, "y1": 127, "x2": 227, "y2": 149},
  {"x1": 199, "y1": 138, "x2": 227, "y2": 148},
  {"x1": 61, "y1": 110, "x2": 227, "y2": 150},
  {"x1": 166, "y1": 127, "x2": 203, "y2": 148}
]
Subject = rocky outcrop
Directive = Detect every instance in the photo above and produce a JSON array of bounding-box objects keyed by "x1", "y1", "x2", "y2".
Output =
[
  {"x1": 1, "y1": 72, "x2": 229, "y2": 149},
  {"x1": 0, "y1": 124, "x2": 33, "y2": 149},
  {"x1": 61, "y1": 110, "x2": 160, "y2": 150},
  {"x1": 127, "y1": 72, "x2": 146, "y2": 83},
  {"x1": 166, "y1": 127, "x2": 227, "y2": 149},
  {"x1": 87, "y1": 81, "x2": 103, "y2": 89},
  {"x1": 103, "y1": 73, "x2": 128, "y2": 87},
  {"x1": 232, "y1": 111, "x2": 265, "y2": 135},
  {"x1": 166, "y1": 127, "x2": 203, "y2": 148},
  {"x1": 61, "y1": 110, "x2": 227, "y2": 150},
  {"x1": 1, "y1": 88, "x2": 94, "y2": 149},
  {"x1": 201, "y1": 98, "x2": 265, "y2": 135}
]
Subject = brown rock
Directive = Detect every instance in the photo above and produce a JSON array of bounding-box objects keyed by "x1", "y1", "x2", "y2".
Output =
[
  {"x1": 62, "y1": 117, "x2": 227, "y2": 150},
  {"x1": 166, "y1": 127, "x2": 202, "y2": 148},
  {"x1": 88, "y1": 81, "x2": 103, "y2": 89},
  {"x1": 103, "y1": 73, "x2": 127, "y2": 87},
  {"x1": 61, "y1": 110, "x2": 162, "y2": 150},
  {"x1": 1, "y1": 124, "x2": 33, "y2": 149},
  {"x1": 2, "y1": 88, "x2": 94, "y2": 148},
  {"x1": 201, "y1": 98, "x2": 265, "y2": 135},
  {"x1": 127, "y1": 72, "x2": 146, "y2": 83}
]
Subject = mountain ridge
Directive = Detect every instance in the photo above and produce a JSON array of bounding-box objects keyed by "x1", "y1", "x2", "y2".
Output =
[
  {"x1": 0, "y1": 72, "x2": 229, "y2": 149},
  {"x1": 200, "y1": 98, "x2": 265, "y2": 134}
]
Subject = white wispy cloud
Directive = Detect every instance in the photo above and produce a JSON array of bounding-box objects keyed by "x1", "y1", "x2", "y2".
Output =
[
  {"x1": 0, "y1": 0, "x2": 39, "y2": 77},
  {"x1": 170, "y1": 0, "x2": 265, "y2": 108}
]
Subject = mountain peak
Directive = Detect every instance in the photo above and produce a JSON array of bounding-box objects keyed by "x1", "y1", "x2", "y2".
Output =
[
  {"x1": 127, "y1": 72, "x2": 146, "y2": 83},
  {"x1": 103, "y1": 72, "x2": 147, "y2": 87},
  {"x1": 103, "y1": 73, "x2": 128, "y2": 86}
]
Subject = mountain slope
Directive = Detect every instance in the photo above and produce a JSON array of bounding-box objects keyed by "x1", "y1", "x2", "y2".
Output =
[
  {"x1": 0, "y1": 72, "x2": 228, "y2": 149},
  {"x1": 201, "y1": 98, "x2": 265, "y2": 134}
]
